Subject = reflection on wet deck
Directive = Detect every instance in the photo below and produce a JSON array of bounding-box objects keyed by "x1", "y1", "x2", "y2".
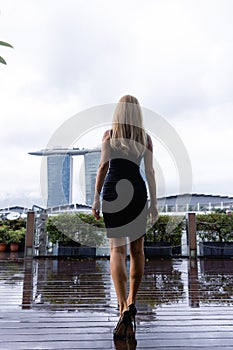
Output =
[{"x1": 1, "y1": 255, "x2": 233, "y2": 349}]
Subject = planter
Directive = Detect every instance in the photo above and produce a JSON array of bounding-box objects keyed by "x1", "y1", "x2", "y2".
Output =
[
  {"x1": 144, "y1": 243, "x2": 172, "y2": 257},
  {"x1": 172, "y1": 245, "x2": 182, "y2": 256},
  {"x1": 0, "y1": 243, "x2": 7, "y2": 252},
  {"x1": 10, "y1": 243, "x2": 19, "y2": 252},
  {"x1": 199, "y1": 242, "x2": 233, "y2": 257},
  {"x1": 58, "y1": 243, "x2": 96, "y2": 257}
]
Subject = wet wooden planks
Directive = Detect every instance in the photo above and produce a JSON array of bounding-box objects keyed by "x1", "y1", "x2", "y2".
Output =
[
  {"x1": 0, "y1": 307, "x2": 233, "y2": 349},
  {"x1": 1, "y1": 258, "x2": 233, "y2": 349}
]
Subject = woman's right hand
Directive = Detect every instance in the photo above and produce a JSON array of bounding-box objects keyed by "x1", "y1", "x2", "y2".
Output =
[
  {"x1": 92, "y1": 198, "x2": 100, "y2": 220},
  {"x1": 148, "y1": 204, "x2": 159, "y2": 224},
  {"x1": 92, "y1": 208, "x2": 100, "y2": 220}
]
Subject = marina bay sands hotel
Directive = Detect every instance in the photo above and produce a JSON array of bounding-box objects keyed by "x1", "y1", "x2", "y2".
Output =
[{"x1": 29, "y1": 148, "x2": 101, "y2": 208}]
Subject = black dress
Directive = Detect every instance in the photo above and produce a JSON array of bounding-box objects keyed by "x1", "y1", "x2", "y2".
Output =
[{"x1": 102, "y1": 137, "x2": 148, "y2": 240}]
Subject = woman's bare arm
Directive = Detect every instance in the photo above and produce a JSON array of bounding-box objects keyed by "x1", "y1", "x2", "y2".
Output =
[
  {"x1": 144, "y1": 134, "x2": 158, "y2": 223},
  {"x1": 92, "y1": 131, "x2": 110, "y2": 219}
]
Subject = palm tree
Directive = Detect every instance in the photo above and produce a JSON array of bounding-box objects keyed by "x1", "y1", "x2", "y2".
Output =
[{"x1": 0, "y1": 40, "x2": 13, "y2": 64}]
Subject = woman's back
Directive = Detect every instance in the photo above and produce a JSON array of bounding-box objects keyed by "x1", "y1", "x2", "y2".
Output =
[{"x1": 102, "y1": 130, "x2": 148, "y2": 238}]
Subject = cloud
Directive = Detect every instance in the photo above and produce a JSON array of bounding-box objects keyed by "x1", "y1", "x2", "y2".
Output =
[
  {"x1": 0, "y1": 0, "x2": 233, "y2": 207},
  {"x1": 170, "y1": 103, "x2": 233, "y2": 195}
]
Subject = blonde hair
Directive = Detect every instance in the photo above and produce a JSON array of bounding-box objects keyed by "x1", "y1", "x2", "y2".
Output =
[{"x1": 110, "y1": 95, "x2": 147, "y2": 157}]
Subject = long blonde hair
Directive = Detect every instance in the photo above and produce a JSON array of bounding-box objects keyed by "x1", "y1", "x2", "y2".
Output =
[{"x1": 110, "y1": 95, "x2": 147, "y2": 157}]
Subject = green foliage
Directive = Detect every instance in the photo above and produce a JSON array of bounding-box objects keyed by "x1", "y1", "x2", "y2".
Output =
[
  {"x1": 0, "y1": 219, "x2": 26, "y2": 243},
  {"x1": 7, "y1": 228, "x2": 26, "y2": 244},
  {"x1": 0, "y1": 40, "x2": 13, "y2": 65},
  {"x1": 0, "y1": 225, "x2": 9, "y2": 243},
  {"x1": 197, "y1": 213, "x2": 233, "y2": 242},
  {"x1": 5, "y1": 218, "x2": 26, "y2": 230},
  {"x1": 46, "y1": 213, "x2": 106, "y2": 247},
  {"x1": 78, "y1": 213, "x2": 105, "y2": 228},
  {"x1": 146, "y1": 215, "x2": 184, "y2": 247}
]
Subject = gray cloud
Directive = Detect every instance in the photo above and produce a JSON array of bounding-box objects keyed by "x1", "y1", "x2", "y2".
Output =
[{"x1": 0, "y1": 0, "x2": 233, "y2": 207}]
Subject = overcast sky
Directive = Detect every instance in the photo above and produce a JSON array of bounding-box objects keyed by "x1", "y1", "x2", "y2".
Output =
[{"x1": 0, "y1": 0, "x2": 233, "y2": 208}]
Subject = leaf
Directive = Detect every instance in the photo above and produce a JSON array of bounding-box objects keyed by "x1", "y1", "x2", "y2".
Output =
[
  {"x1": 0, "y1": 56, "x2": 7, "y2": 64},
  {"x1": 0, "y1": 41, "x2": 13, "y2": 48}
]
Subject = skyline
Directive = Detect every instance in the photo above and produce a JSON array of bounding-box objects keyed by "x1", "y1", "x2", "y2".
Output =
[
  {"x1": 1, "y1": 0, "x2": 233, "y2": 208},
  {"x1": 1, "y1": 193, "x2": 233, "y2": 212},
  {"x1": 29, "y1": 147, "x2": 101, "y2": 208}
]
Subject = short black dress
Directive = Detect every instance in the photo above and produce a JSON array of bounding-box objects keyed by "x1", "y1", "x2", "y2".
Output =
[{"x1": 102, "y1": 137, "x2": 148, "y2": 240}]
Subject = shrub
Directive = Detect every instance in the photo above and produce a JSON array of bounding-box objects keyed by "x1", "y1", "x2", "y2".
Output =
[
  {"x1": 7, "y1": 228, "x2": 26, "y2": 244},
  {"x1": 196, "y1": 213, "x2": 233, "y2": 242},
  {"x1": 0, "y1": 225, "x2": 9, "y2": 243},
  {"x1": 146, "y1": 215, "x2": 184, "y2": 247},
  {"x1": 46, "y1": 213, "x2": 106, "y2": 247}
]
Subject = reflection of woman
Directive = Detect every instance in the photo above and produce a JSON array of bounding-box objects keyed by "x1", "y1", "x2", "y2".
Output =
[{"x1": 92, "y1": 95, "x2": 158, "y2": 338}]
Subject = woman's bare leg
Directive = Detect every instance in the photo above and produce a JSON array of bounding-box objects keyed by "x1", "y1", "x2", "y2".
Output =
[
  {"x1": 110, "y1": 237, "x2": 128, "y2": 315},
  {"x1": 127, "y1": 236, "x2": 145, "y2": 305}
]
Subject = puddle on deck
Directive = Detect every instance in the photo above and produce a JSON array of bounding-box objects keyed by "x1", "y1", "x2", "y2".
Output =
[{"x1": 1, "y1": 254, "x2": 233, "y2": 312}]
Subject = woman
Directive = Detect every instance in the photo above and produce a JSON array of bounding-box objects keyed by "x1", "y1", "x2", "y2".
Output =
[{"x1": 92, "y1": 95, "x2": 158, "y2": 338}]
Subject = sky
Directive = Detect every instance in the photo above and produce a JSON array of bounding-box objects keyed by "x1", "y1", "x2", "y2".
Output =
[{"x1": 0, "y1": 0, "x2": 233, "y2": 208}]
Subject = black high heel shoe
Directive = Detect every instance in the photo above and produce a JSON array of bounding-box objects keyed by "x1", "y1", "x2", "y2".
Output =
[
  {"x1": 114, "y1": 337, "x2": 137, "y2": 350},
  {"x1": 113, "y1": 310, "x2": 133, "y2": 339},
  {"x1": 128, "y1": 304, "x2": 137, "y2": 330}
]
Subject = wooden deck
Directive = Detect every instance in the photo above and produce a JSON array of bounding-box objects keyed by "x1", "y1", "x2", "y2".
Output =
[{"x1": 1, "y1": 255, "x2": 233, "y2": 349}]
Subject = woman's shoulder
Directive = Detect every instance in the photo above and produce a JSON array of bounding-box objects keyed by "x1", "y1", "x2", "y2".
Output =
[
  {"x1": 102, "y1": 129, "x2": 111, "y2": 141},
  {"x1": 146, "y1": 133, "x2": 153, "y2": 151}
]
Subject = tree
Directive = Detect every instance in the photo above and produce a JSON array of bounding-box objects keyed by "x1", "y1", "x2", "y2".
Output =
[
  {"x1": 146, "y1": 215, "x2": 184, "y2": 247},
  {"x1": 46, "y1": 213, "x2": 106, "y2": 248},
  {"x1": 196, "y1": 213, "x2": 233, "y2": 242},
  {"x1": 0, "y1": 40, "x2": 13, "y2": 65}
]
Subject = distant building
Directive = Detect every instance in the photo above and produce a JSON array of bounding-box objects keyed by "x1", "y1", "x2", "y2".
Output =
[
  {"x1": 0, "y1": 206, "x2": 29, "y2": 220},
  {"x1": 46, "y1": 203, "x2": 92, "y2": 215},
  {"x1": 157, "y1": 193, "x2": 233, "y2": 212},
  {"x1": 84, "y1": 152, "x2": 101, "y2": 205},
  {"x1": 29, "y1": 148, "x2": 233, "y2": 212},
  {"x1": 29, "y1": 148, "x2": 101, "y2": 208},
  {"x1": 47, "y1": 154, "x2": 73, "y2": 208}
]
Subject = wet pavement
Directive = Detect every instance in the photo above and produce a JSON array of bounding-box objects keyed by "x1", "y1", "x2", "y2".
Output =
[{"x1": 1, "y1": 254, "x2": 233, "y2": 349}]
